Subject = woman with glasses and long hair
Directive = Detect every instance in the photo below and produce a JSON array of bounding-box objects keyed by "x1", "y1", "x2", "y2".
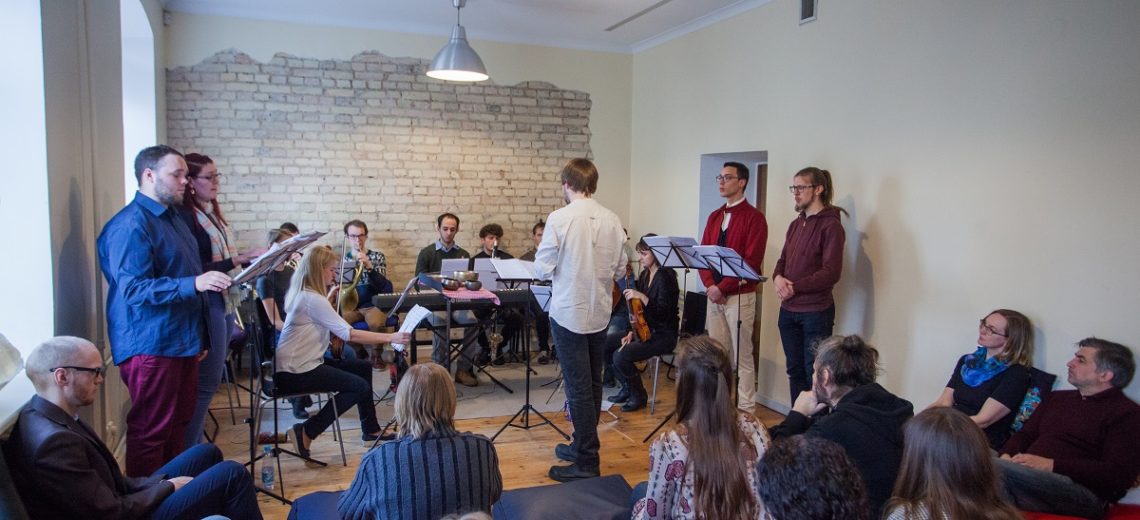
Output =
[
  {"x1": 926, "y1": 309, "x2": 1034, "y2": 448},
  {"x1": 884, "y1": 407, "x2": 1022, "y2": 520},
  {"x1": 631, "y1": 336, "x2": 772, "y2": 520},
  {"x1": 177, "y1": 153, "x2": 264, "y2": 448},
  {"x1": 275, "y1": 246, "x2": 410, "y2": 455},
  {"x1": 607, "y1": 233, "x2": 679, "y2": 412},
  {"x1": 336, "y1": 363, "x2": 502, "y2": 520}
]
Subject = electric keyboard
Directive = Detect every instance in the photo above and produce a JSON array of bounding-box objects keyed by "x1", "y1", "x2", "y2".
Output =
[{"x1": 372, "y1": 288, "x2": 531, "y2": 314}]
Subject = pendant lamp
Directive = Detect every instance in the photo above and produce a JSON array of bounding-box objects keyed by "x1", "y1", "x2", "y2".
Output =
[{"x1": 426, "y1": 0, "x2": 489, "y2": 82}]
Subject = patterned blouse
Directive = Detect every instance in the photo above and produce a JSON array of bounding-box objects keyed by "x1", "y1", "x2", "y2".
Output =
[{"x1": 633, "y1": 414, "x2": 773, "y2": 520}]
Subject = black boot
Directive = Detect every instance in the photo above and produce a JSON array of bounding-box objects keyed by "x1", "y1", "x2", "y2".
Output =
[{"x1": 607, "y1": 386, "x2": 631, "y2": 404}]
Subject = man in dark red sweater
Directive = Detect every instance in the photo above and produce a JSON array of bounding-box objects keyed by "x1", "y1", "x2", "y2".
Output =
[
  {"x1": 772, "y1": 167, "x2": 846, "y2": 404},
  {"x1": 998, "y1": 338, "x2": 1140, "y2": 519},
  {"x1": 699, "y1": 161, "x2": 767, "y2": 413}
]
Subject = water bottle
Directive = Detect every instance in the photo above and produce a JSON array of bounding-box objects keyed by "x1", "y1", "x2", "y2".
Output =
[{"x1": 260, "y1": 445, "x2": 276, "y2": 490}]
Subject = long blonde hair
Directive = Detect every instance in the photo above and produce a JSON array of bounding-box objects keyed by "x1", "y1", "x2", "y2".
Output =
[
  {"x1": 285, "y1": 245, "x2": 336, "y2": 313},
  {"x1": 395, "y1": 363, "x2": 457, "y2": 439}
]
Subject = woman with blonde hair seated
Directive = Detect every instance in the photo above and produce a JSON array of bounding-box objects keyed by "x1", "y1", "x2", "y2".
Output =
[
  {"x1": 337, "y1": 363, "x2": 502, "y2": 520},
  {"x1": 275, "y1": 246, "x2": 410, "y2": 454},
  {"x1": 632, "y1": 335, "x2": 772, "y2": 520},
  {"x1": 927, "y1": 309, "x2": 1034, "y2": 449},
  {"x1": 884, "y1": 407, "x2": 1022, "y2": 520}
]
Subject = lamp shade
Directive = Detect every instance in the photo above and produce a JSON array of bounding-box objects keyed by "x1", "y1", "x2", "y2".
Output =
[{"x1": 427, "y1": 25, "x2": 489, "y2": 82}]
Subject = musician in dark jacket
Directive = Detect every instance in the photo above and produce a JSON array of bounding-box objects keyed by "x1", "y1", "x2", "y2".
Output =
[
  {"x1": 608, "y1": 234, "x2": 680, "y2": 412},
  {"x1": 2, "y1": 336, "x2": 261, "y2": 520}
]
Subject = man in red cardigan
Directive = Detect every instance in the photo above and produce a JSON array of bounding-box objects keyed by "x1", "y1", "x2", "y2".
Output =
[{"x1": 699, "y1": 161, "x2": 767, "y2": 413}]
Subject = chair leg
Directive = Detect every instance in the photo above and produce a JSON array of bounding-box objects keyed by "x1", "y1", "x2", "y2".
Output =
[
  {"x1": 650, "y1": 356, "x2": 661, "y2": 415},
  {"x1": 329, "y1": 393, "x2": 347, "y2": 466}
]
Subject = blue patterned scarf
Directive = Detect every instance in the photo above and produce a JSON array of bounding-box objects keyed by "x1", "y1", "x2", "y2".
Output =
[{"x1": 960, "y1": 346, "x2": 1010, "y2": 387}]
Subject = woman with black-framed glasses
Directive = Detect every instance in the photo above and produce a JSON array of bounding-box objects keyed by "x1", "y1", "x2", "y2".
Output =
[{"x1": 926, "y1": 309, "x2": 1035, "y2": 448}]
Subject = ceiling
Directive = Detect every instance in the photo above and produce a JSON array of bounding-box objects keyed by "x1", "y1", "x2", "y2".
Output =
[{"x1": 162, "y1": 0, "x2": 771, "y2": 54}]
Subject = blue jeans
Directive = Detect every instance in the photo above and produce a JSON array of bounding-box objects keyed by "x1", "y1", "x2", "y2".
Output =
[
  {"x1": 550, "y1": 318, "x2": 608, "y2": 471},
  {"x1": 996, "y1": 457, "x2": 1108, "y2": 519},
  {"x1": 148, "y1": 443, "x2": 262, "y2": 520},
  {"x1": 274, "y1": 358, "x2": 380, "y2": 439},
  {"x1": 777, "y1": 305, "x2": 835, "y2": 403},
  {"x1": 430, "y1": 311, "x2": 479, "y2": 373}
]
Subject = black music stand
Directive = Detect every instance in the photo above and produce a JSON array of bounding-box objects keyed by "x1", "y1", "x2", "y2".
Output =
[
  {"x1": 232, "y1": 230, "x2": 325, "y2": 504},
  {"x1": 416, "y1": 274, "x2": 513, "y2": 394},
  {"x1": 492, "y1": 282, "x2": 568, "y2": 441},
  {"x1": 637, "y1": 237, "x2": 708, "y2": 442},
  {"x1": 692, "y1": 245, "x2": 765, "y2": 407}
]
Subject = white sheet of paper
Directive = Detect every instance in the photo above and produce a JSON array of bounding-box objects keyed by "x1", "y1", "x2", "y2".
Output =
[
  {"x1": 472, "y1": 258, "x2": 504, "y2": 290},
  {"x1": 440, "y1": 258, "x2": 469, "y2": 275},
  {"x1": 391, "y1": 304, "x2": 432, "y2": 352},
  {"x1": 491, "y1": 258, "x2": 538, "y2": 280},
  {"x1": 530, "y1": 284, "x2": 552, "y2": 312}
]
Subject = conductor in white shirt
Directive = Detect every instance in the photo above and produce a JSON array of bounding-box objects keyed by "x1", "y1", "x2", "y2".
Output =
[{"x1": 533, "y1": 158, "x2": 627, "y2": 482}]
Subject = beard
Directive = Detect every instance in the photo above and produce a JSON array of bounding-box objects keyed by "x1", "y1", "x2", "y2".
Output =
[{"x1": 155, "y1": 181, "x2": 184, "y2": 206}]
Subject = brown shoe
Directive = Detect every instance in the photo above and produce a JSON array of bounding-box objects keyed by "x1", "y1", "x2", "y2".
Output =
[{"x1": 455, "y1": 370, "x2": 479, "y2": 387}]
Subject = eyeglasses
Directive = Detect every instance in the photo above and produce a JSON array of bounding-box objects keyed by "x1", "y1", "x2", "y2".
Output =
[
  {"x1": 978, "y1": 319, "x2": 1007, "y2": 337},
  {"x1": 789, "y1": 184, "x2": 816, "y2": 194},
  {"x1": 347, "y1": 233, "x2": 367, "y2": 239},
  {"x1": 52, "y1": 366, "x2": 106, "y2": 378},
  {"x1": 714, "y1": 175, "x2": 740, "y2": 183}
]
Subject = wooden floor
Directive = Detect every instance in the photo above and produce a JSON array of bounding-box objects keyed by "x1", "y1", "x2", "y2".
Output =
[{"x1": 210, "y1": 364, "x2": 785, "y2": 519}]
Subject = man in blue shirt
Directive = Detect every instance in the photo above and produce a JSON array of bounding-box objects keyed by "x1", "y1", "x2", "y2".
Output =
[{"x1": 97, "y1": 145, "x2": 232, "y2": 477}]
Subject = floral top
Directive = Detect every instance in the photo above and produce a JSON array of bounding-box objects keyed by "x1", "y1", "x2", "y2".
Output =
[{"x1": 633, "y1": 414, "x2": 773, "y2": 520}]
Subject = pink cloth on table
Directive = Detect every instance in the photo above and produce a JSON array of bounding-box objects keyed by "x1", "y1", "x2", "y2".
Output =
[{"x1": 440, "y1": 287, "x2": 501, "y2": 305}]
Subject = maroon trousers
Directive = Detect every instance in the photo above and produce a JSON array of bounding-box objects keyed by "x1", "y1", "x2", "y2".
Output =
[{"x1": 119, "y1": 354, "x2": 199, "y2": 477}]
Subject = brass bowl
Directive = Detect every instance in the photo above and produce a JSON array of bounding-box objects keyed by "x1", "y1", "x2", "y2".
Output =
[
  {"x1": 464, "y1": 280, "x2": 482, "y2": 291},
  {"x1": 452, "y1": 270, "x2": 480, "y2": 282},
  {"x1": 441, "y1": 278, "x2": 461, "y2": 291}
]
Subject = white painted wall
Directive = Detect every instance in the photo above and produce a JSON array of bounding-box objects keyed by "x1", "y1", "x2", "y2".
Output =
[
  {"x1": 0, "y1": 0, "x2": 52, "y2": 424},
  {"x1": 163, "y1": 11, "x2": 634, "y2": 222},
  {"x1": 631, "y1": 0, "x2": 1140, "y2": 406}
]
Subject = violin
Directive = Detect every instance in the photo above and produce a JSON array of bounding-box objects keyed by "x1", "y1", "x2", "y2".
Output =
[{"x1": 626, "y1": 272, "x2": 651, "y2": 343}]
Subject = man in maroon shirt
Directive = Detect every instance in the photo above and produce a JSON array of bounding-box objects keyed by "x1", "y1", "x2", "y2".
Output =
[
  {"x1": 998, "y1": 338, "x2": 1140, "y2": 519},
  {"x1": 699, "y1": 161, "x2": 767, "y2": 412},
  {"x1": 772, "y1": 167, "x2": 846, "y2": 404}
]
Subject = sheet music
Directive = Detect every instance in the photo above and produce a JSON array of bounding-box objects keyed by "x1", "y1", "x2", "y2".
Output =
[
  {"x1": 490, "y1": 258, "x2": 538, "y2": 281},
  {"x1": 691, "y1": 245, "x2": 765, "y2": 282},
  {"x1": 472, "y1": 258, "x2": 505, "y2": 290},
  {"x1": 530, "y1": 284, "x2": 552, "y2": 312},
  {"x1": 440, "y1": 258, "x2": 470, "y2": 275},
  {"x1": 391, "y1": 304, "x2": 432, "y2": 352},
  {"x1": 642, "y1": 235, "x2": 707, "y2": 269},
  {"x1": 233, "y1": 230, "x2": 325, "y2": 284}
]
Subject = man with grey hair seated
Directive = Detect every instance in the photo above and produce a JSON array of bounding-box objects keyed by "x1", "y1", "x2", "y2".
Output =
[{"x1": 1, "y1": 336, "x2": 262, "y2": 520}]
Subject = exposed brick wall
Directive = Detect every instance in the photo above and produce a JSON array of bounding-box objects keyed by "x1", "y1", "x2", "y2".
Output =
[{"x1": 166, "y1": 49, "x2": 593, "y2": 285}]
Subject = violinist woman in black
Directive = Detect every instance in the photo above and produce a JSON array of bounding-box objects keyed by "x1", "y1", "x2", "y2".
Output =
[{"x1": 607, "y1": 234, "x2": 680, "y2": 412}]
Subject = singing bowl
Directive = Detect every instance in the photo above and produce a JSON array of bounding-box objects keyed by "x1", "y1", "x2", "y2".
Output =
[
  {"x1": 464, "y1": 280, "x2": 482, "y2": 291},
  {"x1": 452, "y1": 270, "x2": 480, "y2": 282},
  {"x1": 441, "y1": 278, "x2": 462, "y2": 291}
]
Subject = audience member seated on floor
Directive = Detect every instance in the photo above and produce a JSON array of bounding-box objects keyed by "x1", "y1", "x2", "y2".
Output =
[
  {"x1": 997, "y1": 337, "x2": 1140, "y2": 520},
  {"x1": 631, "y1": 336, "x2": 773, "y2": 520},
  {"x1": 926, "y1": 309, "x2": 1034, "y2": 449},
  {"x1": 332, "y1": 362, "x2": 501, "y2": 520},
  {"x1": 755, "y1": 435, "x2": 870, "y2": 520},
  {"x1": 2, "y1": 336, "x2": 262, "y2": 520},
  {"x1": 768, "y1": 334, "x2": 913, "y2": 517},
  {"x1": 884, "y1": 407, "x2": 1021, "y2": 520},
  {"x1": 608, "y1": 233, "x2": 680, "y2": 412},
  {"x1": 275, "y1": 245, "x2": 411, "y2": 455}
]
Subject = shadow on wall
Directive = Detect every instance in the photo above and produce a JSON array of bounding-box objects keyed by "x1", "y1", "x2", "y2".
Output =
[
  {"x1": 844, "y1": 177, "x2": 920, "y2": 392},
  {"x1": 56, "y1": 178, "x2": 96, "y2": 343}
]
